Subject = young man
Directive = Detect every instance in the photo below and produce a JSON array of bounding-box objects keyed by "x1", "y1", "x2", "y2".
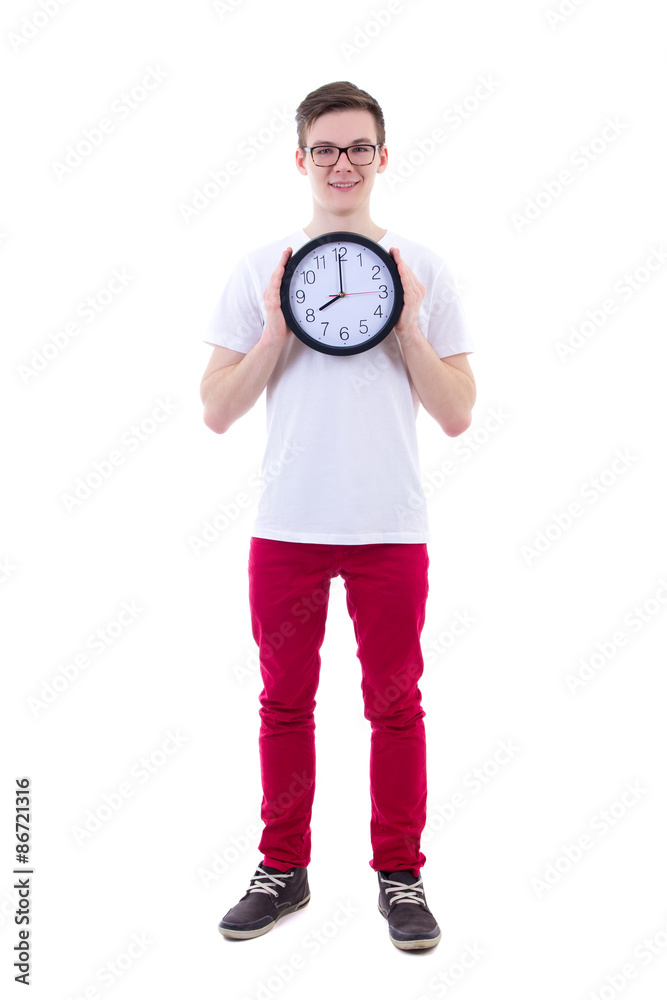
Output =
[{"x1": 201, "y1": 81, "x2": 476, "y2": 951}]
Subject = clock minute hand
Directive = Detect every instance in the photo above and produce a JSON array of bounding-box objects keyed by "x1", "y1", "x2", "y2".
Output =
[{"x1": 318, "y1": 255, "x2": 346, "y2": 311}]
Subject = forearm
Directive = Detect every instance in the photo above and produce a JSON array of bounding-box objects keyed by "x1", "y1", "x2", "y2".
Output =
[
  {"x1": 201, "y1": 333, "x2": 287, "y2": 433},
  {"x1": 399, "y1": 330, "x2": 476, "y2": 436}
]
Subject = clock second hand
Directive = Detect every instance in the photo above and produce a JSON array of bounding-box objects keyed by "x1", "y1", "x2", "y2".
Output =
[{"x1": 319, "y1": 289, "x2": 379, "y2": 310}]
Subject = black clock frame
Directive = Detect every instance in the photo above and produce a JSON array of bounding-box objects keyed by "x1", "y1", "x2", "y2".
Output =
[{"x1": 279, "y1": 231, "x2": 404, "y2": 357}]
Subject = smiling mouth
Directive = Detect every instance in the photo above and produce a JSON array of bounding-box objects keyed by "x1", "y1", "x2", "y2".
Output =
[{"x1": 329, "y1": 181, "x2": 359, "y2": 188}]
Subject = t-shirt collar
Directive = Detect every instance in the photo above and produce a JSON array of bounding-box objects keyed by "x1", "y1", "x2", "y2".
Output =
[{"x1": 297, "y1": 228, "x2": 392, "y2": 247}]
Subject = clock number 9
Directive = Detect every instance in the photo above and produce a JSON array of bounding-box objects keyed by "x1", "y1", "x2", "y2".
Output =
[{"x1": 295, "y1": 289, "x2": 305, "y2": 304}]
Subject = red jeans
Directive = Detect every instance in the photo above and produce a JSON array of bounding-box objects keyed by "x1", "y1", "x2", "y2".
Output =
[{"x1": 248, "y1": 536, "x2": 430, "y2": 878}]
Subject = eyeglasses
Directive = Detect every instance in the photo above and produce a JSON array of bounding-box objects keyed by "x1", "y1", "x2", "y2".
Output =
[{"x1": 301, "y1": 144, "x2": 382, "y2": 167}]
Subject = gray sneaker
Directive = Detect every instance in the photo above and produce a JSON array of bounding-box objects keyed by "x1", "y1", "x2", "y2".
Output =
[
  {"x1": 218, "y1": 863, "x2": 310, "y2": 940},
  {"x1": 377, "y1": 870, "x2": 441, "y2": 950}
]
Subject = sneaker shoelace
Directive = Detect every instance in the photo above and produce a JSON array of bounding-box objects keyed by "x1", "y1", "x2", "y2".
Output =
[
  {"x1": 380, "y1": 874, "x2": 426, "y2": 908},
  {"x1": 246, "y1": 866, "x2": 294, "y2": 898}
]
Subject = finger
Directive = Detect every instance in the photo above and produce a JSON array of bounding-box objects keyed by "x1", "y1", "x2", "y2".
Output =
[
  {"x1": 276, "y1": 248, "x2": 291, "y2": 278},
  {"x1": 391, "y1": 247, "x2": 415, "y2": 286}
]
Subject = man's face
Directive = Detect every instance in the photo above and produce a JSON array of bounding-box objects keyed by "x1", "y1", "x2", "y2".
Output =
[{"x1": 296, "y1": 109, "x2": 388, "y2": 215}]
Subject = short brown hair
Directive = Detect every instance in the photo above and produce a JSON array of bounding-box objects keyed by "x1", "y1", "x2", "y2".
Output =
[{"x1": 295, "y1": 81, "x2": 386, "y2": 149}]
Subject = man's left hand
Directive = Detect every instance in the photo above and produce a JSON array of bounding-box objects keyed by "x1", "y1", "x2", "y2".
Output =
[{"x1": 389, "y1": 247, "x2": 426, "y2": 341}]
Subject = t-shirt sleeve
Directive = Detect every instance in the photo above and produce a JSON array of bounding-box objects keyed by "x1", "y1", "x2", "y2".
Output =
[
  {"x1": 202, "y1": 254, "x2": 264, "y2": 352},
  {"x1": 424, "y1": 260, "x2": 475, "y2": 358}
]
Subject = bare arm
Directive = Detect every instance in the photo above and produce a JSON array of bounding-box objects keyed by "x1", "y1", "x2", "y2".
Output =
[
  {"x1": 200, "y1": 248, "x2": 293, "y2": 434},
  {"x1": 400, "y1": 342, "x2": 476, "y2": 436},
  {"x1": 389, "y1": 245, "x2": 476, "y2": 436}
]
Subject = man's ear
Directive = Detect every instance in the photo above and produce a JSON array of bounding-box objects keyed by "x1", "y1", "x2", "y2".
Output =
[
  {"x1": 295, "y1": 147, "x2": 308, "y2": 176},
  {"x1": 376, "y1": 145, "x2": 388, "y2": 174}
]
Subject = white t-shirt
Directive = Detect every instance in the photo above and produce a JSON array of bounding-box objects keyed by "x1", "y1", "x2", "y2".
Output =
[{"x1": 203, "y1": 228, "x2": 475, "y2": 544}]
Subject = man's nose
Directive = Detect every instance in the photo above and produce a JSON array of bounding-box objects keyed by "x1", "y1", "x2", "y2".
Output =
[{"x1": 334, "y1": 150, "x2": 354, "y2": 167}]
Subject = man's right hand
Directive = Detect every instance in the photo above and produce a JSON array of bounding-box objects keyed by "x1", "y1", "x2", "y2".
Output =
[
  {"x1": 262, "y1": 248, "x2": 293, "y2": 344},
  {"x1": 201, "y1": 247, "x2": 296, "y2": 434}
]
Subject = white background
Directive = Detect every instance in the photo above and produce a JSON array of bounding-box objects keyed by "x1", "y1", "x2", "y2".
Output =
[{"x1": 2, "y1": 0, "x2": 666, "y2": 998}]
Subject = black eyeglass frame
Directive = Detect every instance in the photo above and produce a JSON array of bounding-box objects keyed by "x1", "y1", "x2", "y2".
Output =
[{"x1": 300, "y1": 143, "x2": 383, "y2": 166}]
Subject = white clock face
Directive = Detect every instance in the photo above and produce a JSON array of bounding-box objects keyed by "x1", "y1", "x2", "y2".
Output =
[{"x1": 281, "y1": 233, "x2": 403, "y2": 356}]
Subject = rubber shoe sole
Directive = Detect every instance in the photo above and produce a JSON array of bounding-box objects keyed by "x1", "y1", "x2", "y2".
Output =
[
  {"x1": 377, "y1": 903, "x2": 442, "y2": 950},
  {"x1": 218, "y1": 893, "x2": 311, "y2": 940}
]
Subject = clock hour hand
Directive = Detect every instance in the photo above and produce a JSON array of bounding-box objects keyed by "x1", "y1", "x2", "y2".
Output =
[{"x1": 319, "y1": 293, "x2": 342, "y2": 311}]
